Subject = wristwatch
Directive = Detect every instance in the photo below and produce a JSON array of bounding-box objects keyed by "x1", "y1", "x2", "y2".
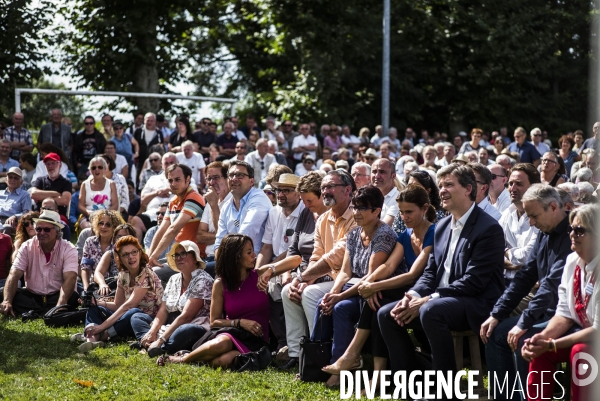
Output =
[
  {"x1": 269, "y1": 264, "x2": 276, "y2": 275},
  {"x1": 297, "y1": 270, "x2": 304, "y2": 283}
]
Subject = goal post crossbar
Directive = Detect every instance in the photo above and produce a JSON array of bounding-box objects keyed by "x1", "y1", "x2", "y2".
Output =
[{"x1": 14, "y1": 88, "x2": 237, "y2": 116}]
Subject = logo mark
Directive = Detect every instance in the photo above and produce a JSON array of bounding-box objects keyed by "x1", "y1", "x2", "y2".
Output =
[{"x1": 572, "y1": 352, "x2": 598, "y2": 387}]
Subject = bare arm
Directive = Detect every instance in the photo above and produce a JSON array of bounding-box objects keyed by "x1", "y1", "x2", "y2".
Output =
[
  {"x1": 30, "y1": 188, "x2": 61, "y2": 202},
  {"x1": 196, "y1": 222, "x2": 216, "y2": 245},
  {"x1": 0, "y1": 269, "x2": 24, "y2": 316},
  {"x1": 109, "y1": 182, "x2": 119, "y2": 211},
  {"x1": 57, "y1": 272, "x2": 78, "y2": 305},
  {"x1": 149, "y1": 213, "x2": 193, "y2": 262},
  {"x1": 255, "y1": 243, "x2": 274, "y2": 268},
  {"x1": 78, "y1": 184, "x2": 89, "y2": 216}
]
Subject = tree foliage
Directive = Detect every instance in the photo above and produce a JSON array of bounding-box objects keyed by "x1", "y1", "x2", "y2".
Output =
[{"x1": 0, "y1": 0, "x2": 55, "y2": 121}]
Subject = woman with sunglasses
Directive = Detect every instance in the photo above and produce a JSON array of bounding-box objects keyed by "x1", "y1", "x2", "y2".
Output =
[
  {"x1": 111, "y1": 120, "x2": 139, "y2": 170},
  {"x1": 77, "y1": 156, "x2": 119, "y2": 230},
  {"x1": 77, "y1": 235, "x2": 163, "y2": 353},
  {"x1": 322, "y1": 185, "x2": 435, "y2": 388},
  {"x1": 135, "y1": 241, "x2": 214, "y2": 357},
  {"x1": 522, "y1": 204, "x2": 599, "y2": 401},
  {"x1": 80, "y1": 210, "x2": 125, "y2": 291},
  {"x1": 11, "y1": 211, "x2": 39, "y2": 263},
  {"x1": 312, "y1": 185, "x2": 397, "y2": 387},
  {"x1": 99, "y1": 154, "x2": 129, "y2": 219}
]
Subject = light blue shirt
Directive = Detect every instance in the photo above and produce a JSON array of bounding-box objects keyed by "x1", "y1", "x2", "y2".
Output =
[
  {"x1": 0, "y1": 158, "x2": 19, "y2": 172},
  {"x1": 214, "y1": 187, "x2": 272, "y2": 254},
  {"x1": 0, "y1": 187, "x2": 32, "y2": 217}
]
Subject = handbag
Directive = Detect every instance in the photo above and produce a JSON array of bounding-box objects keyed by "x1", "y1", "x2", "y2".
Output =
[
  {"x1": 298, "y1": 314, "x2": 333, "y2": 382},
  {"x1": 232, "y1": 345, "x2": 273, "y2": 372},
  {"x1": 43, "y1": 304, "x2": 88, "y2": 328}
]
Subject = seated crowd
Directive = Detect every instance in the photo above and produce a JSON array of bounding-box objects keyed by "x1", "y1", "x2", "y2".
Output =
[{"x1": 1, "y1": 110, "x2": 599, "y2": 400}]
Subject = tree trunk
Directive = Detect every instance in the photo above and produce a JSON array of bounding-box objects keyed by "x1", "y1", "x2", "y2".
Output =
[{"x1": 132, "y1": 10, "x2": 160, "y2": 112}]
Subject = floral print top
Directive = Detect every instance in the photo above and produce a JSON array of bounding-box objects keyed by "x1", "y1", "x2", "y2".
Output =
[
  {"x1": 162, "y1": 268, "x2": 214, "y2": 326},
  {"x1": 117, "y1": 266, "x2": 163, "y2": 317},
  {"x1": 80, "y1": 236, "x2": 118, "y2": 283}
]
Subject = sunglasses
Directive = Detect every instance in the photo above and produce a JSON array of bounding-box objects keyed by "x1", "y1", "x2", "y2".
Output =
[
  {"x1": 91, "y1": 165, "x2": 104, "y2": 170},
  {"x1": 274, "y1": 188, "x2": 293, "y2": 195},
  {"x1": 264, "y1": 191, "x2": 274, "y2": 196},
  {"x1": 23, "y1": 222, "x2": 31, "y2": 228},
  {"x1": 84, "y1": 122, "x2": 94, "y2": 125},
  {"x1": 35, "y1": 227, "x2": 53, "y2": 233},
  {"x1": 569, "y1": 225, "x2": 588, "y2": 237},
  {"x1": 149, "y1": 158, "x2": 160, "y2": 162},
  {"x1": 491, "y1": 174, "x2": 506, "y2": 180},
  {"x1": 98, "y1": 221, "x2": 112, "y2": 227},
  {"x1": 156, "y1": 211, "x2": 166, "y2": 216}
]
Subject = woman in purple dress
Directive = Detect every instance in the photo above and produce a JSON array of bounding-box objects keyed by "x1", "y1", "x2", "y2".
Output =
[{"x1": 158, "y1": 234, "x2": 269, "y2": 367}]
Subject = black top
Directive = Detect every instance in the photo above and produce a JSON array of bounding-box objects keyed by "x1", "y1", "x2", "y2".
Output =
[{"x1": 32, "y1": 175, "x2": 72, "y2": 216}]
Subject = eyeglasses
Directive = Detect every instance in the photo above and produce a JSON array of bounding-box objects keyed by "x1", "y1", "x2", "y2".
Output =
[
  {"x1": 351, "y1": 173, "x2": 365, "y2": 178},
  {"x1": 156, "y1": 211, "x2": 166, "y2": 216},
  {"x1": 171, "y1": 251, "x2": 190, "y2": 260},
  {"x1": 44, "y1": 161, "x2": 59, "y2": 166},
  {"x1": 113, "y1": 126, "x2": 123, "y2": 130},
  {"x1": 91, "y1": 165, "x2": 104, "y2": 170},
  {"x1": 274, "y1": 188, "x2": 294, "y2": 195},
  {"x1": 533, "y1": 134, "x2": 542, "y2": 137},
  {"x1": 207, "y1": 175, "x2": 223, "y2": 182},
  {"x1": 98, "y1": 221, "x2": 112, "y2": 228},
  {"x1": 304, "y1": 160, "x2": 314, "y2": 164},
  {"x1": 41, "y1": 206, "x2": 56, "y2": 211},
  {"x1": 235, "y1": 146, "x2": 246, "y2": 149},
  {"x1": 349, "y1": 205, "x2": 377, "y2": 213},
  {"x1": 264, "y1": 191, "x2": 274, "y2": 196},
  {"x1": 228, "y1": 172, "x2": 250, "y2": 180},
  {"x1": 35, "y1": 227, "x2": 53, "y2": 233},
  {"x1": 320, "y1": 184, "x2": 346, "y2": 191},
  {"x1": 541, "y1": 159, "x2": 557, "y2": 164},
  {"x1": 119, "y1": 249, "x2": 140, "y2": 259},
  {"x1": 569, "y1": 225, "x2": 588, "y2": 237},
  {"x1": 475, "y1": 181, "x2": 486, "y2": 186},
  {"x1": 491, "y1": 174, "x2": 506, "y2": 180},
  {"x1": 283, "y1": 124, "x2": 292, "y2": 127},
  {"x1": 84, "y1": 122, "x2": 94, "y2": 125},
  {"x1": 149, "y1": 158, "x2": 160, "y2": 162}
]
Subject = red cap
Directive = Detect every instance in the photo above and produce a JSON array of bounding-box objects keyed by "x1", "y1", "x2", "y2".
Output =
[{"x1": 43, "y1": 153, "x2": 61, "y2": 163}]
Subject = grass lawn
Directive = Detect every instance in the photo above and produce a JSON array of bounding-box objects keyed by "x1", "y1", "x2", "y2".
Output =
[{"x1": 0, "y1": 318, "x2": 343, "y2": 401}]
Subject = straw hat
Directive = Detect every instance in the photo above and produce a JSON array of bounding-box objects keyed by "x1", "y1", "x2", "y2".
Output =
[
  {"x1": 167, "y1": 241, "x2": 206, "y2": 271},
  {"x1": 272, "y1": 173, "x2": 300, "y2": 188},
  {"x1": 32, "y1": 210, "x2": 63, "y2": 229}
]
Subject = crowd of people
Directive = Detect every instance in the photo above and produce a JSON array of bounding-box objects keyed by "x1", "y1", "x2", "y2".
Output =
[{"x1": 0, "y1": 109, "x2": 599, "y2": 400}]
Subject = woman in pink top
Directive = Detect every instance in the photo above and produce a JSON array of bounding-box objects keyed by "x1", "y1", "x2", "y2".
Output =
[
  {"x1": 158, "y1": 234, "x2": 269, "y2": 367},
  {"x1": 323, "y1": 124, "x2": 343, "y2": 152}
]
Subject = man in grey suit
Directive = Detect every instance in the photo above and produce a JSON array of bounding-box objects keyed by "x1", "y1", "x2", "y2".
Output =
[{"x1": 38, "y1": 109, "x2": 73, "y2": 160}]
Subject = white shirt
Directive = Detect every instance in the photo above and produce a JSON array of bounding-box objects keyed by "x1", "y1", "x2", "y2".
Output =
[
  {"x1": 291, "y1": 134, "x2": 318, "y2": 160},
  {"x1": 478, "y1": 197, "x2": 502, "y2": 220},
  {"x1": 381, "y1": 186, "x2": 400, "y2": 221},
  {"x1": 113, "y1": 154, "x2": 128, "y2": 175},
  {"x1": 499, "y1": 204, "x2": 539, "y2": 278},
  {"x1": 262, "y1": 201, "x2": 305, "y2": 258},
  {"x1": 144, "y1": 129, "x2": 157, "y2": 146},
  {"x1": 176, "y1": 151, "x2": 206, "y2": 185},
  {"x1": 32, "y1": 160, "x2": 70, "y2": 182},
  {"x1": 341, "y1": 135, "x2": 361, "y2": 146},
  {"x1": 491, "y1": 189, "x2": 511, "y2": 215},
  {"x1": 262, "y1": 129, "x2": 285, "y2": 146},
  {"x1": 534, "y1": 142, "x2": 550, "y2": 156},
  {"x1": 556, "y1": 252, "x2": 600, "y2": 330},
  {"x1": 201, "y1": 193, "x2": 232, "y2": 256},
  {"x1": 234, "y1": 129, "x2": 247, "y2": 141},
  {"x1": 435, "y1": 157, "x2": 451, "y2": 168}
]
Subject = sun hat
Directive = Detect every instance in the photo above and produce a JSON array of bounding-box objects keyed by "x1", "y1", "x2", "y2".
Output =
[
  {"x1": 32, "y1": 210, "x2": 63, "y2": 229},
  {"x1": 272, "y1": 173, "x2": 300, "y2": 188},
  {"x1": 167, "y1": 240, "x2": 206, "y2": 271}
]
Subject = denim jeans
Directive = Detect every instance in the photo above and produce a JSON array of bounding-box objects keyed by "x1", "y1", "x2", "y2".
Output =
[
  {"x1": 485, "y1": 315, "x2": 549, "y2": 401},
  {"x1": 311, "y1": 283, "x2": 361, "y2": 364},
  {"x1": 85, "y1": 306, "x2": 143, "y2": 338},
  {"x1": 204, "y1": 256, "x2": 215, "y2": 279},
  {"x1": 130, "y1": 312, "x2": 207, "y2": 353}
]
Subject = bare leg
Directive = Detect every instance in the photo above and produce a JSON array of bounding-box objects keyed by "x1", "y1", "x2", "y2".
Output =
[
  {"x1": 322, "y1": 328, "x2": 370, "y2": 375},
  {"x1": 210, "y1": 350, "x2": 241, "y2": 368},
  {"x1": 170, "y1": 336, "x2": 234, "y2": 364}
]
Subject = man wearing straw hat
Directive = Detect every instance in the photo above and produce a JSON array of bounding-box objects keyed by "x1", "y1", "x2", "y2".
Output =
[{"x1": 0, "y1": 210, "x2": 79, "y2": 317}]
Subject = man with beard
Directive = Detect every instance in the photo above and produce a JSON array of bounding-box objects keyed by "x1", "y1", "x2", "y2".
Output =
[{"x1": 281, "y1": 170, "x2": 357, "y2": 370}]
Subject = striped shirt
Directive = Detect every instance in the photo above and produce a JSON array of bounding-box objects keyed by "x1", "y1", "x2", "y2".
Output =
[{"x1": 165, "y1": 187, "x2": 205, "y2": 246}]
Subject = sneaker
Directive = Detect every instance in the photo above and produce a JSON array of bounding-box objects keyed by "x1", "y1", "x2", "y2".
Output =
[
  {"x1": 70, "y1": 333, "x2": 86, "y2": 343},
  {"x1": 79, "y1": 341, "x2": 105, "y2": 353}
]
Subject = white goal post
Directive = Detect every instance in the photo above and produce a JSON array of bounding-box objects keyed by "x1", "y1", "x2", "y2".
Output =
[{"x1": 14, "y1": 88, "x2": 237, "y2": 116}]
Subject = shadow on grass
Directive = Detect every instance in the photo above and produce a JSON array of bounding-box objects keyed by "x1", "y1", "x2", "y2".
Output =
[{"x1": 0, "y1": 324, "x2": 114, "y2": 374}]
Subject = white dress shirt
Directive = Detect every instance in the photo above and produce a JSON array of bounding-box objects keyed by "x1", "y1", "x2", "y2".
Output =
[
  {"x1": 381, "y1": 186, "x2": 400, "y2": 221},
  {"x1": 291, "y1": 135, "x2": 318, "y2": 161},
  {"x1": 499, "y1": 204, "x2": 540, "y2": 279},
  {"x1": 262, "y1": 201, "x2": 305, "y2": 258},
  {"x1": 491, "y1": 189, "x2": 511, "y2": 215}
]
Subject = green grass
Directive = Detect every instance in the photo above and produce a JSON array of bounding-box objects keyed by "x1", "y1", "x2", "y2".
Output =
[{"x1": 0, "y1": 318, "x2": 342, "y2": 400}]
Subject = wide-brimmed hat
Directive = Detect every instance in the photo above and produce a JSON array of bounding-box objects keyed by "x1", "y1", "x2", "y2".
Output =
[
  {"x1": 272, "y1": 173, "x2": 300, "y2": 188},
  {"x1": 32, "y1": 210, "x2": 63, "y2": 229},
  {"x1": 364, "y1": 148, "x2": 378, "y2": 158},
  {"x1": 335, "y1": 160, "x2": 349, "y2": 169},
  {"x1": 167, "y1": 241, "x2": 206, "y2": 271},
  {"x1": 303, "y1": 154, "x2": 315, "y2": 162},
  {"x1": 452, "y1": 154, "x2": 469, "y2": 164}
]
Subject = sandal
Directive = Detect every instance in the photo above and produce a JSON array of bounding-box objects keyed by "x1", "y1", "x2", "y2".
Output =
[
  {"x1": 156, "y1": 351, "x2": 190, "y2": 366},
  {"x1": 322, "y1": 356, "x2": 363, "y2": 375}
]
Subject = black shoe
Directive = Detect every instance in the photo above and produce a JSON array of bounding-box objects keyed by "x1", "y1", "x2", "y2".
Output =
[
  {"x1": 147, "y1": 347, "x2": 165, "y2": 358},
  {"x1": 277, "y1": 358, "x2": 298, "y2": 371},
  {"x1": 129, "y1": 341, "x2": 142, "y2": 350},
  {"x1": 21, "y1": 310, "x2": 41, "y2": 322}
]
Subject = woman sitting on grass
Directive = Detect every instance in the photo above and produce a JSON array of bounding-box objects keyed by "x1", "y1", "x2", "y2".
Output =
[
  {"x1": 75, "y1": 236, "x2": 163, "y2": 352},
  {"x1": 157, "y1": 234, "x2": 269, "y2": 367},
  {"x1": 131, "y1": 241, "x2": 214, "y2": 357}
]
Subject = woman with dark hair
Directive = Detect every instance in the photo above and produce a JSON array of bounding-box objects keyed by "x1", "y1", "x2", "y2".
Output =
[
  {"x1": 492, "y1": 136, "x2": 505, "y2": 160},
  {"x1": 540, "y1": 152, "x2": 567, "y2": 187},
  {"x1": 12, "y1": 211, "x2": 39, "y2": 262},
  {"x1": 322, "y1": 185, "x2": 435, "y2": 385},
  {"x1": 157, "y1": 234, "x2": 270, "y2": 367},
  {"x1": 76, "y1": 236, "x2": 163, "y2": 353},
  {"x1": 558, "y1": 135, "x2": 581, "y2": 178},
  {"x1": 93, "y1": 223, "x2": 137, "y2": 295},
  {"x1": 169, "y1": 118, "x2": 194, "y2": 153},
  {"x1": 312, "y1": 185, "x2": 397, "y2": 387},
  {"x1": 392, "y1": 169, "x2": 445, "y2": 234}
]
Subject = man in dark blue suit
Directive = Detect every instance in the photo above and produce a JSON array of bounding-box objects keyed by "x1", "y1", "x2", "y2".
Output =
[{"x1": 378, "y1": 164, "x2": 505, "y2": 384}]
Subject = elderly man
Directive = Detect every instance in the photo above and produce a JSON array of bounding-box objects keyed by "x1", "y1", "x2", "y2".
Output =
[
  {"x1": 30, "y1": 153, "x2": 72, "y2": 221},
  {"x1": 148, "y1": 164, "x2": 205, "y2": 267},
  {"x1": 73, "y1": 115, "x2": 107, "y2": 176},
  {"x1": 350, "y1": 161, "x2": 371, "y2": 189},
  {"x1": 38, "y1": 109, "x2": 73, "y2": 160},
  {"x1": 256, "y1": 173, "x2": 305, "y2": 351},
  {"x1": 40, "y1": 197, "x2": 71, "y2": 242},
  {"x1": 196, "y1": 162, "x2": 232, "y2": 277},
  {"x1": 176, "y1": 140, "x2": 206, "y2": 189},
  {"x1": 507, "y1": 127, "x2": 541, "y2": 166},
  {"x1": 245, "y1": 138, "x2": 277, "y2": 187},
  {"x1": 292, "y1": 123, "x2": 318, "y2": 163},
  {"x1": 436, "y1": 143, "x2": 455, "y2": 167},
  {"x1": 0, "y1": 210, "x2": 78, "y2": 317},
  {"x1": 487, "y1": 163, "x2": 510, "y2": 214},
  {"x1": 133, "y1": 113, "x2": 164, "y2": 173},
  {"x1": 216, "y1": 121, "x2": 238, "y2": 157},
  {"x1": 496, "y1": 154, "x2": 513, "y2": 174},
  {"x1": 262, "y1": 116, "x2": 286, "y2": 148},
  {"x1": 580, "y1": 121, "x2": 600, "y2": 153},
  {"x1": 371, "y1": 158, "x2": 399, "y2": 225},
  {"x1": 138, "y1": 152, "x2": 164, "y2": 190},
  {"x1": 0, "y1": 167, "x2": 32, "y2": 232},
  {"x1": 4, "y1": 112, "x2": 33, "y2": 160},
  {"x1": 0, "y1": 140, "x2": 19, "y2": 180},
  {"x1": 469, "y1": 162, "x2": 502, "y2": 220},
  {"x1": 214, "y1": 160, "x2": 272, "y2": 255},
  {"x1": 280, "y1": 170, "x2": 356, "y2": 370},
  {"x1": 378, "y1": 164, "x2": 505, "y2": 391},
  {"x1": 481, "y1": 185, "x2": 571, "y2": 400},
  {"x1": 530, "y1": 127, "x2": 550, "y2": 156}
]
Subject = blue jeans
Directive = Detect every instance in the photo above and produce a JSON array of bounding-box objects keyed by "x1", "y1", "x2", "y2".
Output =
[
  {"x1": 311, "y1": 283, "x2": 361, "y2": 363},
  {"x1": 204, "y1": 256, "x2": 215, "y2": 279},
  {"x1": 130, "y1": 312, "x2": 207, "y2": 353},
  {"x1": 85, "y1": 306, "x2": 143, "y2": 339},
  {"x1": 485, "y1": 315, "x2": 549, "y2": 401}
]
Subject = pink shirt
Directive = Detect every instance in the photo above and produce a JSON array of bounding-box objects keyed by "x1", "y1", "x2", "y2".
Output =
[{"x1": 13, "y1": 237, "x2": 79, "y2": 295}]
